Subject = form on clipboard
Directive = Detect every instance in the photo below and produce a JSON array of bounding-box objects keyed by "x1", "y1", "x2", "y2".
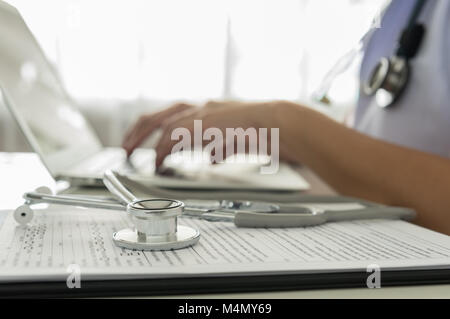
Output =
[{"x1": 0, "y1": 206, "x2": 449, "y2": 287}]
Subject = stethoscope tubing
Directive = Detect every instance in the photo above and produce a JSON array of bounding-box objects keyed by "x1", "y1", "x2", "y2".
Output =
[{"x1": 22, "y1": 191, "x2": 237, "y2": 223}]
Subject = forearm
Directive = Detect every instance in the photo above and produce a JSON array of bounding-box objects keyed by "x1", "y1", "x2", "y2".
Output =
[{"x1": 276, "y1": 102, "x2": 450, "y2": 235}]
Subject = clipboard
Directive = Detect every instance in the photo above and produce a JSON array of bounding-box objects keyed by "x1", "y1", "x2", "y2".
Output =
[
  {"x1": 0, "y1": 199, "x2": 449, "y2": 298},
  {"x1": 2, "y1": 269, "x2": 450, "y2": 298}
]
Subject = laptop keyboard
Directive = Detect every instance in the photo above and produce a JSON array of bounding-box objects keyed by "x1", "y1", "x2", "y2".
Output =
[
  {"x1": 71, "y1": 149, "x2": 128, "y2": 174},
  {"x1": 70, "y1": 148, "x2": 154, "y2": 176}
]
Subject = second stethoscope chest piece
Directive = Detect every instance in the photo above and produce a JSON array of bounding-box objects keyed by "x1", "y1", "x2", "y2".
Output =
[
  {"x1": 364, "y1": 0, "x2": 428, "y2": 108},
  {"x1": 364, "y1": 55, "x2": 410, "y2": 108}
]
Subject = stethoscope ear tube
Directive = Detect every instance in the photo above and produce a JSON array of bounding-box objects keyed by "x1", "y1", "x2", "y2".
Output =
[
  {"x1": 233, "y1": 206, "x2": 416, "y2": 228},
  {"x1": 103, "y1": 170, "x2": 138, "y2": 205},
  {"x1": 234, "y1": 212, "x2": 327, "y2": 228}
]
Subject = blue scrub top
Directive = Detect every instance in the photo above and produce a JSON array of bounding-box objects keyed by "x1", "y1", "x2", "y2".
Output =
[{"x1": 355, "y1": 0, "x2": 450, "y2": 158}]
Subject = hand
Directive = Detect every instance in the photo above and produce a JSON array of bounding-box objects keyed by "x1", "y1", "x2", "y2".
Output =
[
  {"x1": 122, "y1": 100, "x2": 299, "y2": 168},
  {"x1": 154, "y1": 100, "x2": 274, "y2": 167},
  {"x1": 122, "y1": 103, "x2": 197, "y2": 157}
]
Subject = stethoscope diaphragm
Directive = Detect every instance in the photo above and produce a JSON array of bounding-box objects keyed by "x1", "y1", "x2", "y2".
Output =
[{"x1": 112, "y1": 199, "x2": 200, "y2": 251}]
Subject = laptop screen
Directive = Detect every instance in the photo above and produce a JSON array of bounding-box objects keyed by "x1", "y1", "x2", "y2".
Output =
[{"x1": 0, "y1": 1, "x2": 101, "y2": 175}]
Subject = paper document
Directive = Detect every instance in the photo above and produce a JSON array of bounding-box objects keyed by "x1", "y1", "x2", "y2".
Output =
[{"x1": 0, "y1": 206, "x2": 449, "y2": 282}]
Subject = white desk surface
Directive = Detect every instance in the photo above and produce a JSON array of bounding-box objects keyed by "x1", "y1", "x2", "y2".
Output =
[{"x1": 1, "y1": 152, "x2": 449, "y2": 299}]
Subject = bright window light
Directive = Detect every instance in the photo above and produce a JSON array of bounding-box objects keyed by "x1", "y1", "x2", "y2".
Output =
[{"x1": 7, "y1": 0, "x2": 386, "y2": 102}]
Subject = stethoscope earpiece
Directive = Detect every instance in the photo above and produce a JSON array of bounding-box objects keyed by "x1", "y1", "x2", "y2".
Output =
[
  {"x1": 13, "y1": 186, "x2": 53, "y2": 226},
  {"x1": 14, "y1": 204, "x2": 34, "y2": 226}
]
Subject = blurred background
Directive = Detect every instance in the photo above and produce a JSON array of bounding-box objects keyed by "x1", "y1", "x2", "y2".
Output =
[{"x1": 0, "y1": 0, "x2": 385, "y2": 151}]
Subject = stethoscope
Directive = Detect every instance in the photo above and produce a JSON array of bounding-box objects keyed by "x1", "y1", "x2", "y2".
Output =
[
  {"x1": 13, "y1": 169, "x2": 416, "y2": 251},
  {"x1": 12, "y1": 1, "x2": 428, "y2": 252},
  {"x1": 314, "y1": 0, "x2": 428, "y2": 109},
  {"x1": 364, "y1": 0, "x2": 428, "y2": 108},
  {"x1": 13, "y1": 170, "x2": 280, "y2": 251}
]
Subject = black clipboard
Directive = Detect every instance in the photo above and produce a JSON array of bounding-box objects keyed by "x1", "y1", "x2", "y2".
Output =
[{"x1": 2, "y1": 269, "x2": 450, "y2": 298}]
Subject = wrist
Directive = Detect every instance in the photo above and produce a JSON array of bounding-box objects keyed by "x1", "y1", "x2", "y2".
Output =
[
  {"x1": 273, "y1": 100, "x2": 311, "y2": 133},
  {"x1": 271, "y1": 101, "x2": 315, "y2": 162}
]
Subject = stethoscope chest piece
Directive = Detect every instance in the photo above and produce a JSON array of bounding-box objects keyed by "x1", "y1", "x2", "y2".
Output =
[
  {"x1": 362, "y1": 0, "x2": 428, "y2": 109},
  {"x1": 364, "y1": 56, "x2": 410, "y2": 108},
  {"x1": 113, "y1": 199, "x2": 200, "y2": 251}
]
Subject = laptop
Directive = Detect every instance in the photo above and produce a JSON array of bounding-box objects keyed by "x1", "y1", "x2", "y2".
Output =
[{"x1": 0, "y1": 1, "x2": 310, "y2": 192}]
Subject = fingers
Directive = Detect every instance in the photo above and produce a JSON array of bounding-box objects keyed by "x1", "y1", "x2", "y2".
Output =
[
  {"x1": 122, "y1": 115, "x2": 153, "y2": 156},
  {"x1": 153, "y1": 100, "x2": 263, "y2": 168},
  {"x1": 155, "y1": 116, "x2": 197, "y2": 168},
  {"x1": 121, "y1": 103, "x2": 195, "y2": 156}
]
